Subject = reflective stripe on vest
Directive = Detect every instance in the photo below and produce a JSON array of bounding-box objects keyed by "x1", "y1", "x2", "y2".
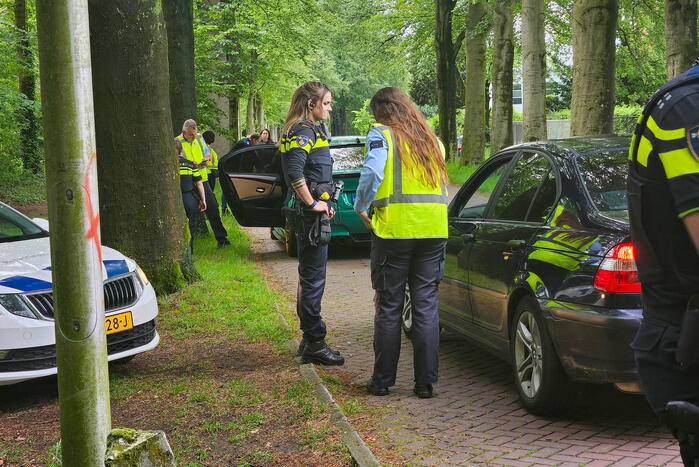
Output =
[
  {"x1": 177, "y1": 134, "x2": 208, "y2": 181},
  {"x1": 371, "y1": 123, "x2": 448, "y2": 239}
]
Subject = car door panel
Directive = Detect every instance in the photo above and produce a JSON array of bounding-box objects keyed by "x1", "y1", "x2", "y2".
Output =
[{"x1": 219, "y1": 145, "x2": 285, "y2": 227}]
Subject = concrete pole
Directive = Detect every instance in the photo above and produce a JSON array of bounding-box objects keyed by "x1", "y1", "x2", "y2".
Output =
[{"x1": 36, "y1": 1, "x2": 111, "y2": 465}]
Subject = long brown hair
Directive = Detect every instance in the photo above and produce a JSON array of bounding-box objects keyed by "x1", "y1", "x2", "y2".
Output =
[
  {"x1": 370, "y1": 87, "x2": 447, "y2": 187},
  {"x1": 282, "y1": 82, "x2": 331, "y2": 137}
]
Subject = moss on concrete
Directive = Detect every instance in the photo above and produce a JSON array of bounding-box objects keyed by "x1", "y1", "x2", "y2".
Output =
[{"x1": 105, "y1": 428, "x2": 175, "y2": 466}]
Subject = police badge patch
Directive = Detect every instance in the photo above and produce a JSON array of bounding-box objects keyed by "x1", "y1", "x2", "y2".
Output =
[
  {"x1": 296, "y1": 135, "x2": 310, "y2": 147},
  {"x1": 687, "y1": 125, "x2": 699, "y2": 161}
]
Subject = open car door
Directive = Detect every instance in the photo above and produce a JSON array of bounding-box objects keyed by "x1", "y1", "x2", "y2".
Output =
[{"x1": 218, "y1": 144, "x2": 286, "y2": 227}]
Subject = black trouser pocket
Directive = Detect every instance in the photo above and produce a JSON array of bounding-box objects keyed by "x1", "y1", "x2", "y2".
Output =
[{"x1": 370, "y1": 240, "x2": 388, "y2": 291}]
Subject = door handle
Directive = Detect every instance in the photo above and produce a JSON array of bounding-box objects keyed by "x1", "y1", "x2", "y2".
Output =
[
  {"x1": 461, "y1": 233, "x2": 475, "y2": 244},
  {"x1": 256, "y1": 187, "x2": 266, "y2": 193}
]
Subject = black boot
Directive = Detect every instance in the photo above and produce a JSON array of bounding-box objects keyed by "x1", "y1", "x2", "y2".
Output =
[
  {"x1": 301, "y1": 339, "x2": 344, "y2": 366},
  {"x1": 297, "y1": 338, "x2": 340, "y2": 357}
]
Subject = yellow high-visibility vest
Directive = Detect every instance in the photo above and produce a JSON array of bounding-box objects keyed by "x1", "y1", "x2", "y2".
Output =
[
  {"x1": 371, "y1": 123, "x2": 448, "y2": 238},
  {"x1": 176, "y1": 134, "x2": 209, "y2": 182}
]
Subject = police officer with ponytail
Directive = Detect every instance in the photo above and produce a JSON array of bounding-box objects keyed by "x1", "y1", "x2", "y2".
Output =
[
  {"x1": 280, "y1": 81, "x2": 344, "y2": 366},
  {"x1": 628, "y1": 64, "x2": 699, "y2": 465},
  {"x1": 354, "y1": 87, "x2": 448, "y2": 398}
]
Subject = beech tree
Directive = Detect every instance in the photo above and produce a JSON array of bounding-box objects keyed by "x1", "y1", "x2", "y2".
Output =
[
  {"x1": 14, "y1": 0, "x2": 40, "y2": 174},
  {"x1": 521, "y1": 0, "x2": 547, "y2": 141},
  {"x1": 163, "y1": 0, "x2": 196, "y2": 135},
  {"x1": 89, "y1": 0, "x2": 197, "y2": 293},
  {"x1": 491, "y1": 0, "x2": 514, "y2": 153},
  {"x1": 435, "y1": 0, "x2": 464, "y2": 160},
  {"x1": 570, "y1": 0, "x2": 618, "y2": 136},
  {"x1": 461, "y1": 0, "x2": 489, "y2": 165},
  {"x1": 664, "y1": 0, "x2": 697, "y2": 79}
]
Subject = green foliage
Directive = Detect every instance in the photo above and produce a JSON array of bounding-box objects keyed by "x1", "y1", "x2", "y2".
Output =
[
  {"x1": 351, "y1": 99, "x2": 374, "y2": 135},
  {"x1": 0, "y1": 7, "x2": 43, "y2": 180}
]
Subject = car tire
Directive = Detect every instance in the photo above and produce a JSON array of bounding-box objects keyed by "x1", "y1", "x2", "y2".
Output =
[
  {"x1": 284, "y1": 220, "x2": 297, "y2": 258},
  {"x1": 510, "y1": 296, "x2": 569, "y2": 415},
  {"x1": 401, "y1": 286, "x2": 413, "y2": 339}
]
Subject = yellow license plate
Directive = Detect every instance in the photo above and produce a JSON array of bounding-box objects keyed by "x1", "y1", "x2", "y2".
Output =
[{"x1": 105, "y1": 311, "x2": 133, "y2": 335}]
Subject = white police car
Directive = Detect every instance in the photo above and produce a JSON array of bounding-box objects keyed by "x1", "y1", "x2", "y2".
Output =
[{"x1": 0, "y1": 202, "x2": 159, "y2": 385}]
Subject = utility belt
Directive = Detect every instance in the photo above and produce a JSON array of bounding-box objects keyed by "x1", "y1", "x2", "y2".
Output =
[{"x1": 282, "y1": 181, "x2": 344, "y2": 247}]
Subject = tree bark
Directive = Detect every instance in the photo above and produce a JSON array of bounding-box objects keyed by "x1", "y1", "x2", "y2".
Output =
[
  {"x1": 461, "y1": 1, "x2": 489, "y2": 165},
  {"x1": 163, "y1": 0, "x2": 196, "y2": 135},
  {"x1": 246, "y1": 87, "x2": 255, "y2": 134},
  {"x1": 255, "y1": 96, "x2": 264, "y2": 131},
  {"x1": 89, "y1": 0, "x2": 197, "y2": 294},
  {"x1": 229, "y1": 95, "x2": 240, "y2": 140},
  {"x1": 664, "y1": 0, "x2": 697, "y2": 79},
  {"x1": 14, "y1": 0, "x2": 40, "y2": 174},
  {"x1": 491, "y1": 0, "x2": 514, "y2": 153},
  {"x1": 435, "y1": 0, "x2": 459, "y2": 160},
  {"x1": 521, "y1": 0, "x2": 547, "y2": 141},
  {"x1": 570, "y1": 0, "x2": 618, "y2": 136}
]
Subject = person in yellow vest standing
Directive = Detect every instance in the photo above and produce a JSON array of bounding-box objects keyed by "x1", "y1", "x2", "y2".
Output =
[
  {"x1": 354, "y1": 87, "x2": 448, "y2": 398},
  {"x1": 176, "y1": 119, "x2": 230, "y2": 247}
]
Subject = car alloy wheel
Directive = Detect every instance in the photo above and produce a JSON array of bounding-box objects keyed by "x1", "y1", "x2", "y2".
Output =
[
  {"x1": 284, "y1": 220, "x2": 297, "y2": 258},
  {"x1": 514, "y1": 309, "x2": 543, "y2": 399},
  {"x1": 401, "y1": 286, "x2": 413, "y2": 338},
  {"x1": 510, "y1": 297, "x2": 569, "y2": 415}
]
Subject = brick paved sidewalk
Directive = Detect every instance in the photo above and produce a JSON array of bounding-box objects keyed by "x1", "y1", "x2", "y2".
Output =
[{"x1": 246, "y1": 227, "x2": 682, "y2": 466}]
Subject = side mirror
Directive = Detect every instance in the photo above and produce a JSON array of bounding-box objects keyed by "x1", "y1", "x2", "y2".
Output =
[{"x1": 32, "y1": 218, "x2": 49, "y2": 231}]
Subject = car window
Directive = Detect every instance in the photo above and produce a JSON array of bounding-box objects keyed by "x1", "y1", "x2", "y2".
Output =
[
  {"x1": 576, "y1": 150, "x2": 628, "y2": 222},
  {"x1": 491, "y1": 152, "x2": 554, "y2": 222},
  {"x1": 229, "y1": 146, "x2": 280, "y2": 174},
  {"x1": 331, "y1": 146, "x2": 364, "y2": 170},
  {"x1": 525, "y1": 169, "x2": 557, "y2": 223},
  {"x1": 0, "y1": 204, "x2": 47, "y2": 243},
  {"x1": 455, "y1": 158, "x2": 510, "y2": 219}
]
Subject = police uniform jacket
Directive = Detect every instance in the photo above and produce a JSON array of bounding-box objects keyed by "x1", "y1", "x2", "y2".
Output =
[
  {"x1": 629, "y1": 65, "x2": 699, "y2": 325},
  {"x1": 279, "y1": 121, "x2": 332, "y2": 197},
  {"x1": 179, "y1": 156, "x2": 202, "y2": 194}
]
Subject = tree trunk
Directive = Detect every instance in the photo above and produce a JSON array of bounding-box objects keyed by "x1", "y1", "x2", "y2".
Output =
[
  {"x1": 163, "y1": 0, "x2": 196, "y2": 135},
  {"x1": 246, "y1": 88, "x2": 255, "y2": 135},
  {"x1": 229, "y1": 95, "x2": 240, "y2": 140},
  {"x1": 521, "y1": 0, "x2": 547, "y2": 141},
  {"x1": 664, "y1": 0, "x2": 697, "y2": 79},
  {"x1": 14, "y1": 0, "x2": 40, "y2": 174},
  {"x1": 89, "y1": 0, "x2": 197, "y2": 294},
  {"x1": 570, "y1": 0, "x2": 618, "y2": 136},
  {"x1": 461, "y1": 1, "x2": 488, "y2": 165},
  {"x1": 435, "y1": 0, "x2": 458, "y2": 161},
  {"x1": 491, "y1": 0, "x2": 514, "y2": 153},
  {"x1": 255, "y1": 96, "x2": 264, "y2": 131}
]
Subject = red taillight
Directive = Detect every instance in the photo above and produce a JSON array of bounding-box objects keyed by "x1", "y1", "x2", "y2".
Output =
[
  {"x1": 594, "y1": 242, "x2": 641, "y2": 293},
  {"x1": 458, "y1": 145, "x2": 462, "y2": 150}
]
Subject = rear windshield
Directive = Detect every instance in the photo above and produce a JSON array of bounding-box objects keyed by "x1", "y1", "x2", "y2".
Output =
[
  {"x1": 0, "y1": 204, "x2": 47, "y2": 243},
  {"x1": 331, "y1": 145, "x2": 365, "y2": 170},
  {"x1": 576, "y1": 150, "x2": 629, "y2": 222}
]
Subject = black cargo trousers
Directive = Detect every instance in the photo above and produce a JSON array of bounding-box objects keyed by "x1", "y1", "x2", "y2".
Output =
[
  {"x1": 294, "y1": 208, "x2": 329, "y2": 342},
  {"x1": 182, "y1": 190, "x2": 200, "y2": 253},
  {"x1": 201, "y1": 181, "x2": 228, "y2": 243},
  {"x1": 370, "y1": 234, "x2": 446, "y2": 388},
  {"x1": 633, "y1": 316, "x2": 699, "y2": 465}
]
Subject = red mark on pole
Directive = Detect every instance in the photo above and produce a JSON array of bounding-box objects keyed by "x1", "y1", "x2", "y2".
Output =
[{"x1": 83, "y1": 152, "x2": 102, "y2": 265}]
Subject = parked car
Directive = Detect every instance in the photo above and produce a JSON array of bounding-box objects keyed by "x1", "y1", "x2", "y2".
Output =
[
  {"x1": 401, "y1": 136, "x2": 641, "y2": 415},
  {"x1": 0, "y1": 202, "x2": 159, "y2": 385},
  {"x1": 219, "y1": 136, "x2": 371, "y2": 256}
]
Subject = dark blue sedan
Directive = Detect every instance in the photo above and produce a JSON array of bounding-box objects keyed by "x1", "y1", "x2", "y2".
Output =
[{"x1": 402, "y1": 136, "x2": 641, "y2": 415}]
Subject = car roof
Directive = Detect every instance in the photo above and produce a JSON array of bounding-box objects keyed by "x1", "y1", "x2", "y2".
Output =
[{"x1": 501, "y1": 135, "x2": 630, "y2": 158}]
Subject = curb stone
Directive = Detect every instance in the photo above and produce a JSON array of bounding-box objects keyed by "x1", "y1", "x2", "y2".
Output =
[{"x1": 278, "y1": 316, "x2": 381, "y2": 466}]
